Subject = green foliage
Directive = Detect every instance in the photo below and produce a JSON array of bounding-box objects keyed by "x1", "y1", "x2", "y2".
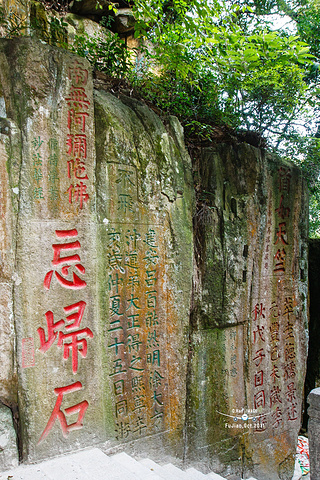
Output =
[
  {"x1": 49, "y1": 16, "x2": 68, "y2": 47},
  {"x1": 72, "y1": 30, "x2": 131, "y2": 77},
  {"x1": 3, "y1": 0, "x2": 320, "y2": 235},
  {"x1": 131, "y1": 47, "x2": 222, "y2": 126},
  {"x1": 309, "y1": 191, "x2": 320, "y2": 237},
  {"x1": 129, "y1": 0, "x2": 320, "y2": 236},
  {"x1": 131, "y1": 0, "x2": 314, "y2": 134}
]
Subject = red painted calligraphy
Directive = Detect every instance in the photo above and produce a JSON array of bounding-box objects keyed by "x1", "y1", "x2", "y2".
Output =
[
  {"x1": 37, "y1": 301, "x2": 92, "y2": 373},
  {"x1": 253, "y1": 325, "x2": 265, "y2": 343},
  {"x1": 67, "y1": 109, "x2": 89, "y2": 133},
  {"x1": 68, "y1": 61, "x2": 88, "y2": 87},
  {"x1": 270, "y1": 386, "x2": 282, "y2": 406},
  {"x1": 38, "y1": 311, "x2": 65, "y2": 353},
  {"x1": 66, "y1": 134, "x2": 87, "y2": 159},
  {"x1": 275, "y1": 195, "x2": 290, "y2": 219},
  {"x1": 274, "y1": 222, "x2": 288, "y2": 246},
  {"x1": 254, "y1": 390, "x2": 265, "y2": 409},
  {"x1": 38, "y1": 382, "x2": 88, "y2": 444},
  {"x1": 65, "y1": 86, "x2": 90, "y2": 109},
  {"x1": 67, "y1": 159, "x2": 88, "y2": 180},
  {"x1": 43, "y1": 229, "x2": 86, "y2": 290},
  {"x1": 67, "y1": 182, "x2": 89, "y2": 209},
  {"x1": 254, "y1": 370, "x2": 264, "y2": 387},
  {"x1": 253, "y1": 348, "x2": 265, "y2": 367},
  {"x1": 252, "y1": 303, "x2": 265, "y2": 321},
  {"x1": 65, "y1": 61, "x2": 90, "y2": 210},
  {"x1": 58, "y1": 327, "x2": 93, "y2": 374},
  {"x1": 274, "y1": 248, "x2": 286, "y2": 273}
]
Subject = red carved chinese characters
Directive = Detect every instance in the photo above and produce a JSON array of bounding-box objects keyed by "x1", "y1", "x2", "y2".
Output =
[
  {"x1": 38, "y1": 228, "x2": 92, "y2": 443},
  {"x1": 38, "y1": 382, "x2": 88, "y2": 443},
  {"x1": 66, "y1": 61, "x2": 90, "y2": 210},
  {"x1": 43, "y1": 229, "x2": 86, "y2": 290},
  {"x1": 273, "y1": 168, "x2": 291, "y2": 274},
  {"x1": 252, "y1": 165, "x2": 299, "y2": 433},
  {"x1": 38, "y1": 301, "x2": 92, "y2": 373},
  {"x1": 251, "y1": 302, "x2": 267, "y2": 431}
]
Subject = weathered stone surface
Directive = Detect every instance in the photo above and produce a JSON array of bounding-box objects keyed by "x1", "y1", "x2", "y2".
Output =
[
  {"x1": 0, "y1": 33, "x2": 309, "y2": 478},
  {"x1": 0, "y1": 0, "x2": 29, "y2": 37},
  {"x1": 0, "y1": 38, "x2": 105, "y2": 462},
  {"x1": 94, "y1": 90, "x2": 194, "y2": 456},
  {"x1": 308, "y1": 387, "x2": 320, "y2": 480},
  {"x1": 64, "y1": 13, "x2": 111, "y2": 46},
  {"x1": 0, "y1": 37, "x2": 194, "y2": 466},
  {"x1": 0, "y1": 403, "x2": 18, "y2": 470},
  {"x1": 3, "y1": 1, "x2": 110, "y2": 50},
  {"x1": 0, "y1": 118, "x2": 20, "y2": 408},
  {"x1": 302, "y1": 239, "x2": 320, "y2": 431},
  {"x1": 29, "y1": 1, "x2": 67, "y2": 47},
  {"x1": 186, "y1": 144, "x2": 308, "y2": 480},
  {"x1": 0, "y1": 283, "x2": 16, "y2": 403}
]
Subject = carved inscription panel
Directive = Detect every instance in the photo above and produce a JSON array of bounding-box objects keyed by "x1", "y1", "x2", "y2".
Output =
[
  {"x1": 248, "y1": 165, "x2": 305, "y2": 438},
  {"x1": 105, "y1": 163, "x2": 169, "y2": 440}
]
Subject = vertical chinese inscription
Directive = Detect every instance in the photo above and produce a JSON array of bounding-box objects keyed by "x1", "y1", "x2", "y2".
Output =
[
  {"x1": 37, "y1": 229, "x2": 92, "y2": 443},
  {"x1": 66, "y1": 61, "x2": 90, "y2": 210},
  {"x1": 48, "y1": 138, "x2": 59, "y2": 201},
  {"x1": 273, "y1": 167, "x2": 291, "y2": 275},
  {"x1": 251, "y1": 165, "x2": 299, "y2": 433},
  {"x1": 106, "y1": 163, "x2": 167, "y2": 440},
  {"x1": 32, "y1": 136, "x2": 45, "y2": 201},
  {"x1": 13, "y1": 47, "x2": 100, "y2": 460},
  {"x1": 28, "y1": 58, "x2": 93, "y2": 214}
]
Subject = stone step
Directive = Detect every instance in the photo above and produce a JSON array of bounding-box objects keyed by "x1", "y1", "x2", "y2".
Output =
[
  {"x1": 140, "y1": 457, "x2": 183, "y2": 479},
  {"x1": 37, "y1": 448, "x2": 137, "y2": 480},
  {"x1": 111, "y1": 452, "x2": 163, "y2": 480},
  {"x1": 0, "y1": 447, "x2": 260, "y2": 480},
  {"x1": 186, "y1": 466, "x2": 226, "y2": 480},
  {"x1": 185, "y1": 466, "x2": 210, "y2": 479},
  {"x1": 140, "y1": 456, "x2": 228, "y2": 480},
  {"x1": 0, "y1": 463, "x2": 51, "y2": 480},
  {"x1": 163, "y1": 462, "x2": 191, "y2": 479}
]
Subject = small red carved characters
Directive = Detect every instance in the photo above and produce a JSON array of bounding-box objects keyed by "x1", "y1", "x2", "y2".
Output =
[{"x1": 66, "y1": 61, "x2": 90, "y2": 210}]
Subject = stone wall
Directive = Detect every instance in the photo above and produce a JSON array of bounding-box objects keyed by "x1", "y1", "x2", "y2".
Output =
[
  {"x1": 0, "y1": 36, "x2": 309, "y2": 480},
  {"x1": 308, "y1": 388, "x2": 320, "y2": 480},
  {"x1": 186, "y1": 144, "x2": 309, "y2": 480},
  {"x1": 0, "y1": 37, "x2": 193, "y2": 464},
  {"x1": 303, "y1": 239, "x2": 320, "y2": 428}
]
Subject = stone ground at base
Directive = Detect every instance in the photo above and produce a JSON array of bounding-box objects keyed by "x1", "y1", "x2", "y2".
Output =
[{"x1": 0, "y1": 447, "x2": 308, "y2": 480}]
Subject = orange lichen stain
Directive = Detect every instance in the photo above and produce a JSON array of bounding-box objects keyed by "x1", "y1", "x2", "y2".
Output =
[
  {"x1": 249, "y1": 222, "x2": 257, "y2": 238},
  {"x1": 164, "y1": 280, "x2": 186, "y2": 435}
]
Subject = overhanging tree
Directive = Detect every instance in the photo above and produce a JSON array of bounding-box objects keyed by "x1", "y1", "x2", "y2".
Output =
[{"x1": 126, "y1": 0, "x2": 320, "y2": 236}]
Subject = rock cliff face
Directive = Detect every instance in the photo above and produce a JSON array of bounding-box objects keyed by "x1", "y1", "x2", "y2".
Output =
[
  {"x1": 0, "y1": 37, "x2": 309, "y2": 480},
  {"x1": 187, "y1": 144, "x2": 308, "y2": 480}
]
